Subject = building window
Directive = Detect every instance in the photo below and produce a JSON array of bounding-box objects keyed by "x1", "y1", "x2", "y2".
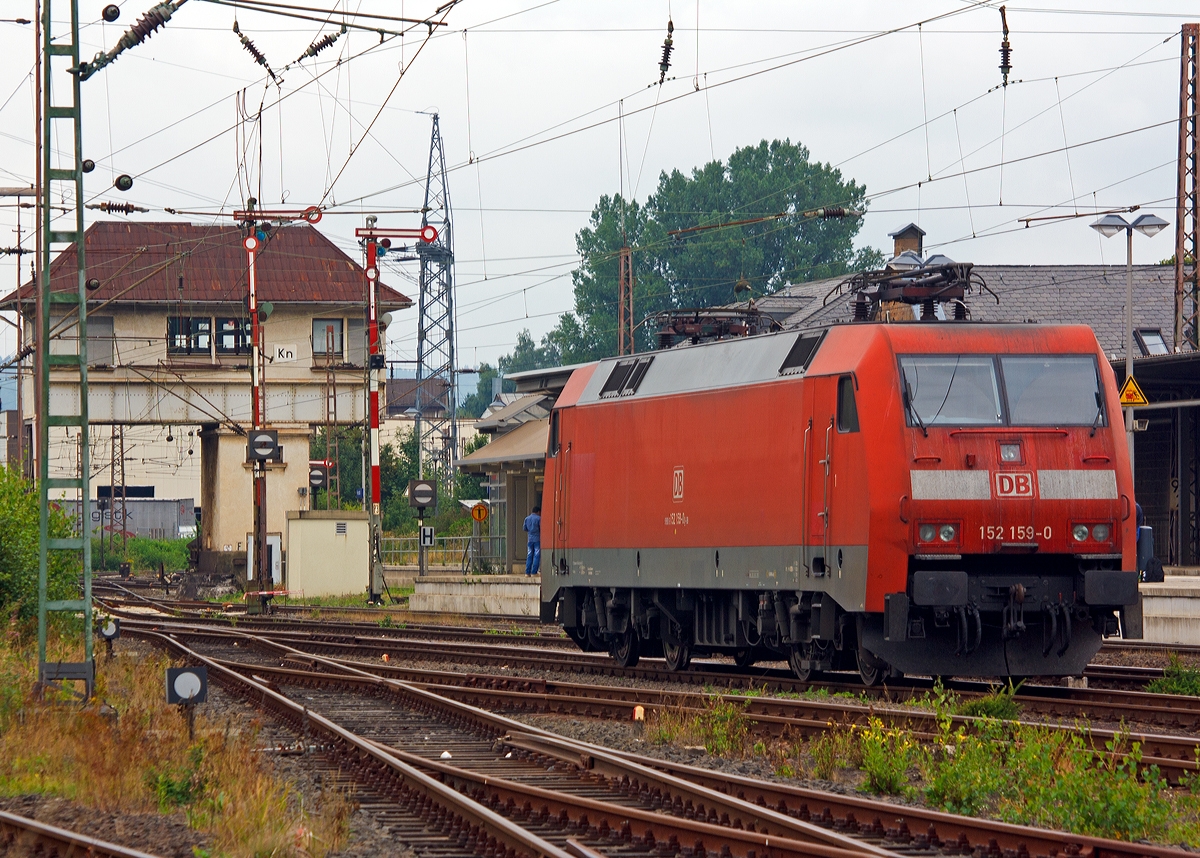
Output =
[
  {"x1": 167, "y1": 316, "x2": 211, "y2": 356},
  {"x1": 312, "y1": 319, "x2": 343, "y2": 358},
  {"x1": 215, "y1": 317, "x2": 251, "y2": 355},
  {"x1": 1135, "y1": 328, "x2": 1169, "y2": 356}
]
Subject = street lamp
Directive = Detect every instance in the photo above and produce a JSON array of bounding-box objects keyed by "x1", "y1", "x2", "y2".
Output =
[{"x1": 1089, "y1": 212, "x2": 1170, "y2": 474}]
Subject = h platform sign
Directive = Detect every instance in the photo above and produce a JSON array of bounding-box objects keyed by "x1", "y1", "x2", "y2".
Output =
[{"x1": 420, "y1": 526, "x2": 435, "y2": 548}]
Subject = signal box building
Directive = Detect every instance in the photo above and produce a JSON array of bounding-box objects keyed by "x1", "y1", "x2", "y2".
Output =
[{"x1": 2, "y1": 220, "x2": 411, "y2": 577}]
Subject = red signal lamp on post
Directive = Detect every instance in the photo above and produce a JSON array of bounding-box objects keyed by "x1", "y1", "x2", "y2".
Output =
[{"x1": 354, "y1": 221, "x2": 438, "y2": 602}]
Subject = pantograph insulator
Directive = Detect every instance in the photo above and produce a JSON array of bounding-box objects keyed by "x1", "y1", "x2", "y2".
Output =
[
  {"x1": 233, "y1": 22, "x2": 279, "y2": 83},
  {"x1": 87, "y1": 201, "x2": 149, "y2": 214},
  {"x1": 658, "y1": 18, "x2": 674, "y2": 84},
  {"x1": 998, "y1": 5, "x2": 1012, "y2": 86},
  {"x1": 77, "y1": 0, "x2": 182, "y2": 80},
  {"x1": 295, "y1": 26, "x2": 346, "y2": 63}
]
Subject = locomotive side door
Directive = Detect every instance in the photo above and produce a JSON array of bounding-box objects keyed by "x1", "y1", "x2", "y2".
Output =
[
  {"x1": 805, "y1": 374, "x2": 866, "y2": 585},
  {"x1": 805, "y1": 376, "x2": 837, "y2": 577}
]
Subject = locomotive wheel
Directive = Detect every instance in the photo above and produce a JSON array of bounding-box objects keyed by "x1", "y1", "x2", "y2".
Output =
[
  {"x1": 611, "y1": 628, "x2": 640, "y2": 668},
  {"x1": 566, "y1": 625, "x2": 593, "y2": 652},
  {"x1": 733, "y1": 649, "x2": 756, "y2": 669},
  {"x1": 664, "y1": 640, "x2": 691, "y2": 671},
  {"x1": 857, "y1": 648, "x2": 887, "y2": 687},
  {"x1": 787, "y1": 646, "x2": 815, "y2": 682}
]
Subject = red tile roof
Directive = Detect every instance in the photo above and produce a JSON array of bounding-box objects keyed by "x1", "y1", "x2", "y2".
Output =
[{"x1": 1, "y1": 221, "x2": 411, "y2": 308}]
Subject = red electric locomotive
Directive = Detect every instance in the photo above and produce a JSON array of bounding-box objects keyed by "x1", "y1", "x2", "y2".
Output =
[{"x1": 539, "y1": 271, "x2": 1141, "y2": 683}]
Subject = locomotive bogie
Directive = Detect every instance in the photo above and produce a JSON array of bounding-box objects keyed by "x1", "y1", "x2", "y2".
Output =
[{"x1": 541, "y1": 322, "x2": 1141, "y2": 682}]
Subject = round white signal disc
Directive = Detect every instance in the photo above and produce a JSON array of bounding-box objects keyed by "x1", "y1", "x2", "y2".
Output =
[{"x1": 173, "y1": 671, "x2": 203, "y2": 701}]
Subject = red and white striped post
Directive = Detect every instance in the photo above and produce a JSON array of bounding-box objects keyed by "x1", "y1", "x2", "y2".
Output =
[
  {"x1": 355, "y1": 222, "x2": 437, "y2": 602},
  {"x1": 234, "y1": 203, "x2": 323, "y2": 612}
]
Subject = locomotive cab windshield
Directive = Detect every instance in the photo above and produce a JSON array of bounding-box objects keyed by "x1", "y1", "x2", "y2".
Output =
[{"x1": 899, "y1": 354, "x2": 1104, "y2": 427}]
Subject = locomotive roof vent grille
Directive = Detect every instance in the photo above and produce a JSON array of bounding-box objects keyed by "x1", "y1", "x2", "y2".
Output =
[
  {"x1": 599, "y1": 355, "x2": 655, "y2": 398},
  {"x1": 779, "y1": 331, "x2": 826, "y2": 376}
]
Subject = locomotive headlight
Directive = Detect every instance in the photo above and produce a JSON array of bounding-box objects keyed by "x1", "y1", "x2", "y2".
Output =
[
  {"x1": 919, "y1": 524, "x2": 936, "y2": 542},
  {"x1": 1072, "y1": 524, "x2": 1090, "y2": 542},
  {"x1": 1092, "y1": 523, "x2": 1111, "y2": 542},
  {"x1": 938, "y1": 524, "x2": 957, "y2": 542},
  {"x1": 999, "y1": 443, "x2": 1021, "y2": 462}
]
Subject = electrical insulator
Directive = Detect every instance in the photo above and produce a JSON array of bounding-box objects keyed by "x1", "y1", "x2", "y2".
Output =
[
  {"x1": 102, "y1": 4, "x2": 120, "y2": 22},
  {"x1": 86, "y1": 278, "x2": 102, "y2": 291},
  {"x1": 78, "y1": 1, "x2": 182, "y2": 80},
  {"x1": 114, "y1": 175, "x2": 133, "y2": 192},
  {"x1": 295, "y1": 26, "x2": 346, "y2": 64},
  {"x1": 87, "y1": 201, "x2": 149, "y2": 214},
  {"x1": 82, "y1": 159, "x2": 96, "y2": 173},
  {"x1": 658, "y1": 18, "x2": 674, "y2": 84},
  {"x1": 998, "y1": 6, "x2": 1012, "y2": 87},
  {"x1": 233, "y1": 21, "x2": 279, "y2": 83}
]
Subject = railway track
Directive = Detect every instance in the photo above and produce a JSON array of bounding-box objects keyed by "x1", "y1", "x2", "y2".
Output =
[
  {"x1": 0, "y1": 809, "x2": 162, "y2": 857},
  {"x1": 124, "y1": 618, "x2": 1200, "y2": 782},
  {"x1": 109, "y1": 611, "x2": 1199, "y2": 723},
  {"x1": 130, "y1": 624, "x2": 1192, "y2": 858}
]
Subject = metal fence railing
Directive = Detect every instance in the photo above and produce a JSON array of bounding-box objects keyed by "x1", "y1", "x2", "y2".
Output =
[{"x1": 381, "y1": 535, "x2": 507, "y2": 572}]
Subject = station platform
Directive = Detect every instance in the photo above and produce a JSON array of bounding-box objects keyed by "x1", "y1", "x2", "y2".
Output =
[
  {"x1": 1140, "y1": 568, "x2": 1200, "y2": 645},
  {"x1": 406, "y1": 574, "x2": 541, "y2": 617}
]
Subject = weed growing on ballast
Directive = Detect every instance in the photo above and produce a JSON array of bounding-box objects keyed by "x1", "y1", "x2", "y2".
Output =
[{"x1": 1147, "y1": 654, "x2": 1200, "y2": 697}]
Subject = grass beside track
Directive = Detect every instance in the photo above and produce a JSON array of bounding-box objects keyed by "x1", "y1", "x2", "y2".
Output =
[
  {"x1": 649, "y1": 684, "x2": 1200, "y2": 846},
  {"x1": 0, "y1": 620, "x2": 350, "y2": 856}
]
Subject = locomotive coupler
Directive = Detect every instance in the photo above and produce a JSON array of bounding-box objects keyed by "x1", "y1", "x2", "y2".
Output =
[{"x1": 1002, "y1": 583, "x2": 1027, "y2": 640}]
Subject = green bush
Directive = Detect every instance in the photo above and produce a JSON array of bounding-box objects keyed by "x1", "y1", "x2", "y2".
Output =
[
  {"x1": 696, "y1": 699, "x2": 750, "y2": 756},
  {"x1": 93, "y1": 537, "x2": 191, "y2": 573},
  {"x1": 1147, "y1": 654, "x2": 1200, "y2": 697},
  {"x1": 857, "y1": 717, "x2": 915, "y2": 795},
  {"x1": 958, "y1": 681, "x2": 1022, "y2": 720},
  {"x1": 0, "y1": 468, "x2": 76, "y2": 619}
]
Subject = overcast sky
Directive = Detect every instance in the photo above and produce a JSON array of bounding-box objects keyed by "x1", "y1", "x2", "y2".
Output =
[{"x1": 0, "y1": 0, "x2": 1191, "y2": 375}]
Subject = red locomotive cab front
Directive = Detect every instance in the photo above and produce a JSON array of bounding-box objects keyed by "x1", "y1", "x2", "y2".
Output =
[{"x1": 862, "y1": 325, "x2": 1140, "y2": 678}]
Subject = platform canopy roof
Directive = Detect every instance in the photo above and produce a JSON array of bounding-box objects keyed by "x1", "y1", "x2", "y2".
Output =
[
  {"x1": 1, "y1": 221, "x2": 411, "y2": 309},
  {"x1": 456, "y1": 418, "x2": 548, "y2": 473}
]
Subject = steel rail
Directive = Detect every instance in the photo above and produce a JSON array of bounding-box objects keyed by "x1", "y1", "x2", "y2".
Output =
[
  {"x1": 0, "y1": 809, "x2": 164, "y2": 858},
  {"x1": 135, "y1": 627, "x2": 1195, "y2": 858},
  {"x1": 118, "y1": 618, "x2": 1200, "y2": 735},
  {"x1": 138, "y1": 634, "x2": 884, "y2": 858},
  {"x1": 503, "y1": 733, "x2": 1193, "y2": 858},
  {"x1": 215, "y1": 652, "x2": 1200, "y2": 784},
  {"x1": 141, "y1": 631, "x2": 576, "y2": 858}
]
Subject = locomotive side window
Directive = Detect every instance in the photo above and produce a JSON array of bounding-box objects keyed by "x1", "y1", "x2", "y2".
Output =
[
  {"x1": 837, "y1": 376, "x2": 859, "y2": 432},
  {"x1": 548, "y1": 410, "x2": 561, "y2": 457},
  {"x1": 1001, "y1": 355, "x2": 1102, "y2": 426},
  {"x1": 599, "y1": 355, "x2": 654, "y2": 398},
  {"x1": 899, "y1": 355, "x2": 1003, "y2": 427},
  {"x1": 779, "y1": 331, "x2": 825, "y2": 375}
]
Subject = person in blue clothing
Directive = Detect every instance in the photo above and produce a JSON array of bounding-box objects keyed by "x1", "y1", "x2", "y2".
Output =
[{"x1": 523, "y1": 505, "x2": 541, "y2": 576}]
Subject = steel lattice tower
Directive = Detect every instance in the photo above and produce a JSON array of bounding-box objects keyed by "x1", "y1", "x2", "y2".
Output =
[
  {"x1": 415, "y1": 114, "x2": 457, "y2": 500},
  {"x1": 36, "y1": 0, "x2": 93, "y2": 694},
  {"x1": 1176, "y1": 22, "x2": 1199, "y2": 353}
]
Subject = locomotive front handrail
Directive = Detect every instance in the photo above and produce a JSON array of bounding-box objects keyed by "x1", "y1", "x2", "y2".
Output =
[{"x1": 948, "y1": 427, "x2": 1069, "y2": 436}]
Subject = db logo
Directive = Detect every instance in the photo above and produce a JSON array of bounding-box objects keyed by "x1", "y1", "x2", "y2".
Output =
[
  {"x1": 995, "y1": 472, "x2": 1034, "y2": 498},
  {"x1": 672, "y1": 467, "x2": 685, "y2": 503}
]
